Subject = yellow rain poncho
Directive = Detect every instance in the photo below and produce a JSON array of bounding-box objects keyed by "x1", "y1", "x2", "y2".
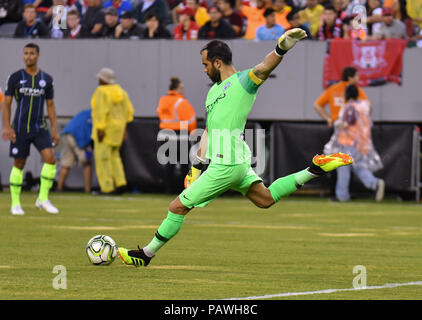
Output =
[
  {"x1": 90, "y1": 84, "x2": 134, "y2": 193},
  {"x1": 91, "y1": 84, "x2": 134, "y2": 146}
]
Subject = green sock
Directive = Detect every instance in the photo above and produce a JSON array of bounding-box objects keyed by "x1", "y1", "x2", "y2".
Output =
[
  {"x1": 144, "y1": 211, "x2": 185, "y2": 255},
  {"x1": 39, "y1": 163, "x2": 56, "y2": 202},
  {"x1": 268, "y1": 169, "x2": 317, "y2": 203},
  {"x1": 9, "y1": 166, "x2": 23, "y2": 207}
]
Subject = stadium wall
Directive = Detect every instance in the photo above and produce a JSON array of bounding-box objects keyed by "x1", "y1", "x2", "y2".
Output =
[
  {"x1": 0, "y1": 39, "x2": 422, "y2": 121},
  {"x1": 0, "y1": 39, "x2": 421, "y2": 192}
]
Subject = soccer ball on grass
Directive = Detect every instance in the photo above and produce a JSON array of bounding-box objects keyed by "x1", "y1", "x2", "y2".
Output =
[{"x1": 86, "y1": 235, "x2": 118, "y2": 265}]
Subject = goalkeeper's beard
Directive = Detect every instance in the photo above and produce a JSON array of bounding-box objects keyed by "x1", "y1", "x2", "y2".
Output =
[{"x1": 207, "y1": 67, "x2": 221, "y2": 84}]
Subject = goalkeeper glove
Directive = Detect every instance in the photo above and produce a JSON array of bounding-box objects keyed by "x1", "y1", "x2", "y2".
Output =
[
  {"x1": 184, "y1": 156, "x2": 207, "y2": 189},
  {"x1": 275, "y1": 28, "x2": 307, "y2": 56}
]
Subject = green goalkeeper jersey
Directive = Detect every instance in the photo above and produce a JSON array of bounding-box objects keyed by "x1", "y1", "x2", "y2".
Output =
[{"x1": 205, "y1": 69, "x2": 264, "y2": 165}]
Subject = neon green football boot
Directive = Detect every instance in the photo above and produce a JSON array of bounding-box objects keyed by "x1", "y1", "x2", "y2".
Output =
[
  {"x1": 117, "y1": 246, "x2": 152, "y2": 267},
  {"x1": 309, "y1": 152, "x2": 354, "y2": 175}
]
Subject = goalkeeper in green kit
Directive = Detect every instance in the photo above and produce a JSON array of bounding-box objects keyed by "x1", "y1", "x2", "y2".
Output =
[{"x1": 118, "y1": 29, "x2": 353, "y2": 267}]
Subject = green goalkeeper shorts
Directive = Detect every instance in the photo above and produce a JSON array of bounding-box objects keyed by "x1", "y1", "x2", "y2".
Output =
[{"x1": 179, "y1": 162, "x2": 262, "y2": 209}]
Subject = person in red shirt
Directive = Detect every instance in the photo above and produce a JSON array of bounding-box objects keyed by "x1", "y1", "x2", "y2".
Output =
[
  {"x1": 173, "y1": 7, "x2": 200, "y2": 40},
  {"x1": 218, "y1": 0, "x2": 244, "y2": 37}
]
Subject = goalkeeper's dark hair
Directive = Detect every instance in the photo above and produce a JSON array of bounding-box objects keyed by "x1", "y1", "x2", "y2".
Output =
[
  {"x1": 200, "y1": 40, "x2": 232, "y2": 65},
  {"x1": 345, "y1": 84, "x2": 358, "y2": 101},
  {"x1": 342, "y1": 66, "x2": 358, "y2": 81},
  {"x1": 24, "y1": 43, "x2": 40, "y2": 53}
]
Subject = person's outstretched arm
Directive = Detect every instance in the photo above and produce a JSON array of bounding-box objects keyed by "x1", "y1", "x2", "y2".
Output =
[{"x1": 252, "y1": 28, "x2": 307, "y2": 82}]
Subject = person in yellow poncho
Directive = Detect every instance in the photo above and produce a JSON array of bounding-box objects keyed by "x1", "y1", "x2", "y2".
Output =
[
  {"x1": 298, "y1": 0, "x2": 324, "y2": 38},
  {"x1": 91, "y1": 67, "x2": 134, "y2": 194},
  {"x1": 406, "y1": 0, "x2": 422, "y2": 29}
]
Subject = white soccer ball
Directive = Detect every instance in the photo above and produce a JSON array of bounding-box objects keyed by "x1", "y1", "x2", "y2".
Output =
[{"x1": 86, "y1": 235, "x2": 118, "y2": 265}]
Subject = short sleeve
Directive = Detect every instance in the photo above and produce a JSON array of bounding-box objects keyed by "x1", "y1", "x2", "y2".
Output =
[
  {"x1": 5, "y1": 73, "x2": 17, "y2": 96},
  {"x1": 45, "y1": 76, "x2": 54, "y2": 100},
  {"x1": 358, "y1": 87, "x2": 368, "y2": 101},
  {"x1": 315, "y1": 88, "x2": 330, "y2": 107},
  {"x1": 237, "y1": 69, "x2": 264, "y2": 95}
]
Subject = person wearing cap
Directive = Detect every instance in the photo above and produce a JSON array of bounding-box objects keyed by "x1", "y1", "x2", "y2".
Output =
[
  {"x1": 255, "y1": 7, "x2": 285, "y2": 41},
  {"x1": 115, "y1": 10, "x2": 144, "y2": 39},
  {"x1": 103, "y1": 0, "x2": 134, "y2": 18},
  {"x1": 372, "y1": 6, "x2": 407, "y2": 39},
  {"x1": 102, "y1": 7, "x2": 119, "y2": 38},
  {"x1": 173, "y1": 6, "x2": 200, "y2": 40},
  {"x1": 91, "y1": 68, "x2": 134, "y2": 194},
  {"x1": 173, "y1": 0, "x2": 210, "y2": 28}
]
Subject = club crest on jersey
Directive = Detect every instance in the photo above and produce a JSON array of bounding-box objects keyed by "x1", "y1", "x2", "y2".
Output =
[{"x1": 39, "y1": 79, "x2": 46, "y2": 87}]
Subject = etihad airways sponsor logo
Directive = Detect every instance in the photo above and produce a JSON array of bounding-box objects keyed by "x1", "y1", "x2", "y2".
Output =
[{"x1": 19, "y1": 87, "x2": 45, "y2": 97}]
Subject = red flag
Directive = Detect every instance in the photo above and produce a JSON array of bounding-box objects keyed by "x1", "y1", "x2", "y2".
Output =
[{"x1": 323, "y1": 39, "x2": 408, "y2": 88}]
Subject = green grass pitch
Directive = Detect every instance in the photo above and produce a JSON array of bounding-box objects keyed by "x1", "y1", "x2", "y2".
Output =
[{"x1": 0, "y1": 191, "x2": 421, "y2": 300}]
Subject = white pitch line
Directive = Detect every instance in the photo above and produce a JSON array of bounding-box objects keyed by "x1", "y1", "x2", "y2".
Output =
[{"x1": 224, "y1": 281, "x2": 422, "y2": 300}]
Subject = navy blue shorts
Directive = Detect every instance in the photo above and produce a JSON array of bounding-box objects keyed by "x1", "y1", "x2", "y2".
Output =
[{"x1": 10, "y1": 128, "x2": 54, "y2": 159}]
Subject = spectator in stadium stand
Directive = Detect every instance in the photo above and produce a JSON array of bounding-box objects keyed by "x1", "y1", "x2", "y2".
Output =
[
  {"x1": 364, "y1": 0, "x2": 384, "y2": 37},
  {"x1": 114, "y1": 9, "x2": 144, "y2": 39},
  {"x1": 406, "y1": 0, "x2": 422, "y2": 31},
  {"x1": 14, "y1": 4, "x2": 50, "y2": 38},
  {"x1": 156, "y1": 77, "x2": 197, "y2": 194},
  {"x1": 23, "y1": 0, "x2": 52, "y2": 21},
  {"x1": 135, "y1": 0, "x2": 171, "y2": 25},
  {"x1": 388, "y1": 0, "x2": 414, "y2": 37},
  {"x1": 91, "y1": 67, "x2": 134, "y2": 195},
  {"x1": 143, "y1": 10, "x2": 172, "y2": 38},
  {"x1": 48, "y1": 0, "x2": 70, "y2": 38},
  {"x1": 173, "y1": 6, "x2": 200, "y2": 40},
  {"x1": 316, "y1": 3, "x2": 344, "y2": 40},
  {"x1": 323, "y1": 85, "x2": 385, "y2": 203},
  {"x1": 371, "y1": 6, "x2": 407, "y2": 39},
  {"x1": 255, "y1": 7, "x2": 285, "y2": 40},
  {"x1": 0, "y1": 0, "x2": 24, "y2": 24},
  {"x1": 297, "y1": 0, "x2": 324, "y2": 38},
  {"x1": 103, "y1": 0, "x2": 134, "y2": 18},
  {"x1": 102, "y1": 7, "x2": 119, "y2": 38},
  {"x1": 285, "y1": 8, "x2": 312, "y2": 39},
  {"x1": 44, "y1": 0, "x2": 68, "y2": 25},
  {"x1": 240, "y1": 0, "x2": 266, "y2": 40},
  {"x1": 288, "y1": 0, "x2": 307, "y2": 10},
  {"x1": 314, "y1": 66, "x2": 368, "y2": 128},
  {"x1": 57, "y1": 109, "x2": 93, "y2": 193},
  {"x1": 82, "y1": 0, "x2": 105, "y2": 38},
  {"x1": 68, "y1": 0, "x2": 87, "y2": 17},
  {"x1": 198, "y1": 5, "x2": 236, "y2": 39},
  {"x1": 63, "y1": 8, "x2": 88, "y2": 38},
  {"x1": 173, "y1": 0, "x2": 210, "y2": 27},
  {"x1": 331, "y1": 0, "x2": 347, "y2": 19},
  {"x1": 273, "y1": 0, "x2": 292, "y2": 29},
  {"x1": 218, "y1": 0, "x2": 244, "y2": 37}
]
